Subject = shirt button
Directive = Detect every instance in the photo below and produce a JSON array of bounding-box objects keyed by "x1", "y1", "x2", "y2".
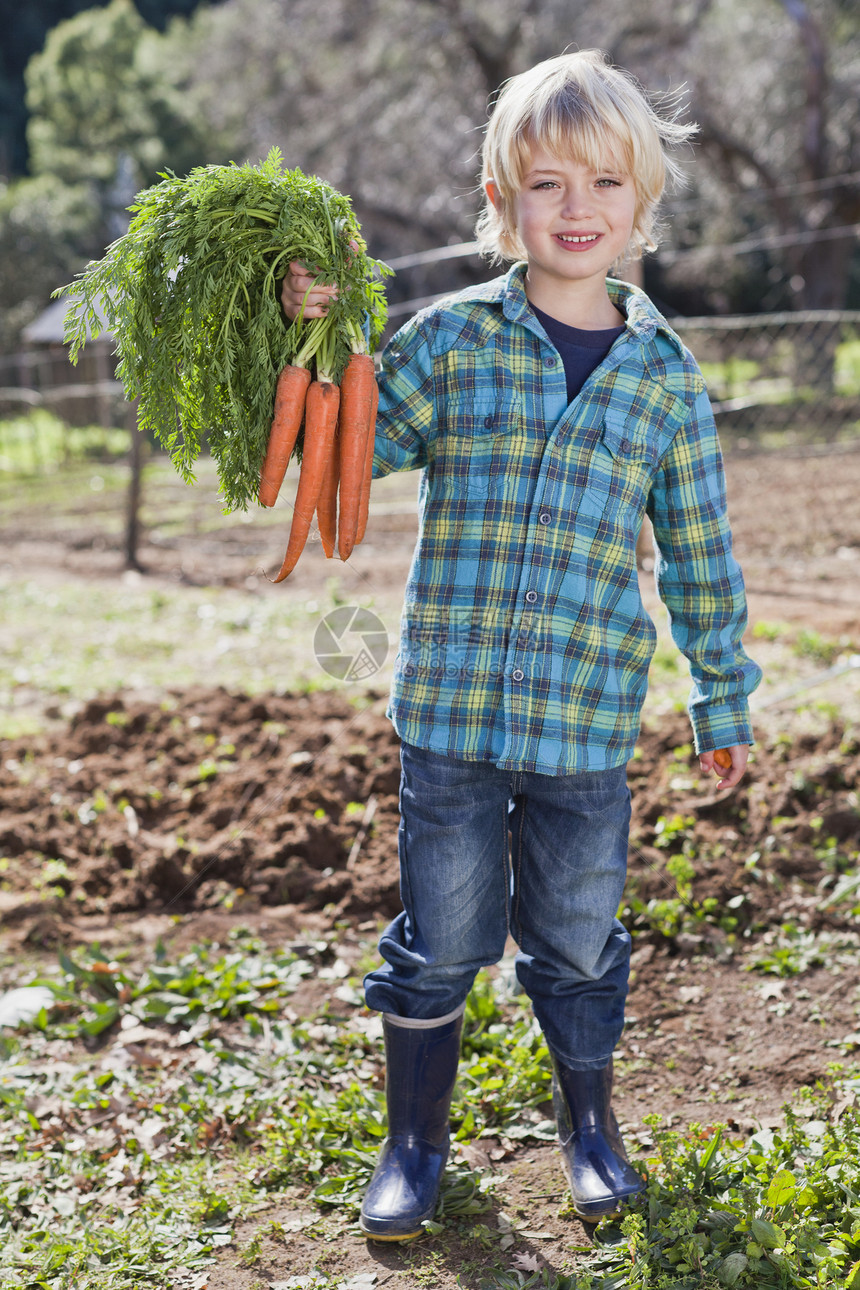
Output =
[
  {"x1": 484, "y1": 414, "x2": 494, "y2": 428},
  {"x1": 544, "y1": 356, "x2": 556, "y2": 367},
  {"x1": 621, "y1": 437, "x2": 632, "y2": 452},
  {"x1": 538, "y1": 511, "x2": 551, "y2": 524},
  {"x1": 525, "y1": 590, "x2": 537, "y2": 603},
  {"x1": 511, "y1": 668, "x2": 524, "y2": 682}
]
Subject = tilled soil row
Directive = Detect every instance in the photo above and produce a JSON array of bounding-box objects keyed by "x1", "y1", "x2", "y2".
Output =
[{"x1": 1, "y1": 686, "x2": 858, "y2": 947}]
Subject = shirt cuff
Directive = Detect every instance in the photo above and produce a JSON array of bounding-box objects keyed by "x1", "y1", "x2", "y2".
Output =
[{"x1": 688, "y1": 696, "x2": 755, "y2": 753}]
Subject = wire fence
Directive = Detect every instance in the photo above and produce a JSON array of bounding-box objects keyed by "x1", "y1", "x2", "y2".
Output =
[
  {"x1": 673, "y1": 311, "x2": 860, "y2": 441},
  {"x1": 1, "y1": 310, "x2": 857, "y2": 569},
  {"x1": 2, "y1": 310, "x2": 858, "y2": 446}
]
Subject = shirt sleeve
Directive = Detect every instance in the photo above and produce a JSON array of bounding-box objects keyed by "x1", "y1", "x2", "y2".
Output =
[
  {"x1": 646, "y1": 386, "x2": 762, "y2": 752},
  {"x1": 371, "y1": 318, "x2": 436, "y2": 479}
]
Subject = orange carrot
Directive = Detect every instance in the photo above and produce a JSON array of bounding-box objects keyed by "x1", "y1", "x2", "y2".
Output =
[
  {"x1": 271, "y1": 380, "x2": 340, "y2": 582},
  {"x1": 354, "y1": 369, "x2": 379, "y2": 547},
  {"x1": 259, "y1": 364, "x2": 312, "y2": 507},
  {"x1": 713, "y1": 748, "x2": 732, "y2": 771},
  {"x1": 336, "y1": 353, "x2": 377, "y2": 561},
  {"x1": 316, "y1": 423, "x2": 340, "y2": 558}
]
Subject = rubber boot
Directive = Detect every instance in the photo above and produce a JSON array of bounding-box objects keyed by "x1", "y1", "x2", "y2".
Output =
[
  {"x1": 359, "y1": 1006, "x2": 463, "y2": 1241},
  {"x1": 551, "y1": 1054, "x2": 644, "y2": 1221}
]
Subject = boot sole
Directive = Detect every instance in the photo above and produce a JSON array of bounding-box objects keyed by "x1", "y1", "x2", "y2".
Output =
[
  {"x1": 573, "y1": 1187, "x2": 644, "y2": 1223},
  {"x1": 360, "y1": 1220, "x2": 424, "y2": 1242}
]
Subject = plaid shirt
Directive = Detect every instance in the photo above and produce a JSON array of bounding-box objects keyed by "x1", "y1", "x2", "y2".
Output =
[{"x1": 372, "y1": 264, "x2": 761, "y2": 773}]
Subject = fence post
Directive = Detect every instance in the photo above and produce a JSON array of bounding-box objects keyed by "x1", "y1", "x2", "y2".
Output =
[{"x1": 124, "y1": 399, "x2": 143, "y2": 570}]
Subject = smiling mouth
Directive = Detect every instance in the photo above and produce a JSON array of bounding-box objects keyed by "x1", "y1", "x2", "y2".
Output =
[{"x1": 556, "y1": 233, "x2": 601, "y2": 245}]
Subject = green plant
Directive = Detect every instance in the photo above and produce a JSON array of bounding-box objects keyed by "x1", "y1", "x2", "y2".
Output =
[
  {"x1": 792, "y1": 629, "x2": 842, "y2": 667},
  {"x1": 59, "y1": 149, "x2": 390, "y2": 511},
  {"x1": 587, "y1": 1075, "x2": 860, "y2": 1289},
  {"x1": 622, "y1": 849, "x2": 740, "y2": 942},
  {"x1": 747, "y1": 923, "x2": 860, "y2": 977}
]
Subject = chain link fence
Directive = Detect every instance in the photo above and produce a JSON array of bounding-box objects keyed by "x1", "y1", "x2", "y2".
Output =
[
  {"x1": 673, "y1": 311, "x2": 860, "y2": 441},
  {"x1": 2, "y1": 311, "x2": 857, "y2": 570},
  {"x1": 1, "y1": 310, "x2": 859, "y2": 455}
]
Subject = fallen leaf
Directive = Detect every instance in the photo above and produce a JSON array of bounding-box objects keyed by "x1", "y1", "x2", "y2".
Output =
[
  {"x1": 0, "y1": 986, "x2": 55, "y2": 1027},
  {"x1": 458, "y1": 1141, "x2": 493, "y2": 1170},
  {"x1": 758, "y1": 981, "x2": 785, "y2": 1001},
  {"x1": 512, "y1": 1252, "x2": 542, "y2": 1272}
]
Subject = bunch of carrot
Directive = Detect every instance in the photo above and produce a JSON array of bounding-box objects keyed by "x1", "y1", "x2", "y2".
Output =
[
  {"x1": 57, "y1": 149, "x2": 390, "y2": 538},
  {"x1": 258, "y1": 339, "x2": 379, "y2": 581}
]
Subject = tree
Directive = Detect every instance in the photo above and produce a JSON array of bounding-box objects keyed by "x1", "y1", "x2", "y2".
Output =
[
  {"x1": 0, "y1": 0, "x2": 226, "y2": 345},
  {"x1": 0, "y1": 173, "x2": 100, "y2": 347},
  {"x1": 613, "y1": 0, "x2": 860, "y2": 312},
  {"x1": 25, "y1": 0, "x2": 213, "y2": 200},
  {"x1": 155, "y1": 0, "x2": 630, "y2": 308},
  {"x1": 0, "y1": 1, "x2": 221, "y2": 178}
]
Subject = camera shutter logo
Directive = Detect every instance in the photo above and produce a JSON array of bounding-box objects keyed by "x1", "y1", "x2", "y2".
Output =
[{"x1": 314, "y1": 606, "x2": 389, "y2": 680}]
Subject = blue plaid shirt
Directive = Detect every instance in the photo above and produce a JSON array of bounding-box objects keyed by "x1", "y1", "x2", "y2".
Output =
[{"x1": 372, "y1": 264, "x2": 761, "y2": 773}]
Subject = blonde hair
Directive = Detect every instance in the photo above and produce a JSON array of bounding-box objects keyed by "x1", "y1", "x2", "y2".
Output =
[{"x1": 476, "y1": 49, "x2": 696, "y2": 265}]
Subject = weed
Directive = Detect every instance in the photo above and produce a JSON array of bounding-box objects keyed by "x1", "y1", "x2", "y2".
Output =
[
  {"x1": 476, "y1": 1271, "x2": 581, "y2": 1289},
  {"x1": 622, "y1": 848, "x2": 741, "y2": 943},
  {"x1": 793, "y1": 629, "x2": 843, "y2": 667},
  {"x1": 238, "y1": 1230, "x2": 265, "y2": 1265},
  {"x1": 586, "y1": 1078, "x2": 860, "y2": 1289},
  {"x1": 752, "y1": 621, "x2": 788, "y2": 644},
  {"x1": 3, "y1": 931, "x2": 860, "y2": 1289},
  {"x1": 747, "y1": 922, "x2": 860, "y2": 976}
]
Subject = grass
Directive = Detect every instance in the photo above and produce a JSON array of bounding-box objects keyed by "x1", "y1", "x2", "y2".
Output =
[
  {"x1": 2, "y1": 408, "x2": 859, "y2": 740},
  {"x1": 836, "y1": 337, "x2": 860, "y2": 396},
  {"x1": 0, "y1": 448, "x2": 408, "y2": 736},
  {"x1": 693, "y1": 333, "x2": 860, "y2": 404},
  {"x1": 0, "y1": 573, "x2": 359, "y2": 718},
  {"x1": 1, "y1": 409, "x2": 860, "y2": 1285},
  {"x1": 1, "y1": 932, "x2": 860, "y2": 1289},
  {"x1": 0, "y1": 410, "x2": 129, "y2": 476}
]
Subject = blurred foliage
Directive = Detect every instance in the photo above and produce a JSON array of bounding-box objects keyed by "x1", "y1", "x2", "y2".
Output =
[
  {"x1": 25, "y1": 0, "x2": 216, "y2": 196},
  {"x1": 0, "y1": 172, "x2": 100, "y2": 347},
  {"x1": 0, "y1": 0, "x2": 217, "y2": 177},
  {"x1": 0, "y1": 0, "x2": 226, "y2": 343},
  {"x1": 0, "y1": 0, "x2": 858, "y2": 349}
]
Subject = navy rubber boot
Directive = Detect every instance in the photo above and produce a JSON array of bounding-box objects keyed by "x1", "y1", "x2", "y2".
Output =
[
  {"x1": 359, "y1": 1008, "x2": 463, "y2": 1241},
  {"x1": 551, "y1": 1055, "x2": 644, "y2": 1222}
]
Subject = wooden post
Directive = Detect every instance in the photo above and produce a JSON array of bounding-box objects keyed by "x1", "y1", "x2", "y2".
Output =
[{"x1": 124, "y1": 399, "x2": 144, "y2": 570}]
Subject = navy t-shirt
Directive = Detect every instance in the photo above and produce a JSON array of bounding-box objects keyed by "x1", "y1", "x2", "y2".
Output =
[{"x1": 531, "y1": 303, "x2": 625, "y2": 403}]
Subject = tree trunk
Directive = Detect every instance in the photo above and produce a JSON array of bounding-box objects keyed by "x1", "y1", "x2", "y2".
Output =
[{"x1": 797, "y1": 230, "x2": 859, "y2": 311}]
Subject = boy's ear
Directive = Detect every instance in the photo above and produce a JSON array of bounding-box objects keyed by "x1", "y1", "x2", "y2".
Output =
[{"x1": 485, "y1": 178, "x2": 503, "y2": 212}]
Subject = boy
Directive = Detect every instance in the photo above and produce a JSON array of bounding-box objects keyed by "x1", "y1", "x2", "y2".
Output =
[{"x1": 282, "y1": 49, "x2": 761, "y2": 1239}]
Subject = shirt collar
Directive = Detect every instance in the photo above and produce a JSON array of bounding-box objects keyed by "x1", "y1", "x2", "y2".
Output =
[{"x1": 493, "y1": 262, "x2": 686, "y2": 358}]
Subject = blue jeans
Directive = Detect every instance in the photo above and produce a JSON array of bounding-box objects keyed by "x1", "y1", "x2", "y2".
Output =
[{"x1": 363, "y1": 742, "x2": 632, "y2": 1070}]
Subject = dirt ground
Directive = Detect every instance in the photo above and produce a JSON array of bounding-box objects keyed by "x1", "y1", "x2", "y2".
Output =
[{"x1": 1, "y1": 439, "x2": 860, "y2": 1287}]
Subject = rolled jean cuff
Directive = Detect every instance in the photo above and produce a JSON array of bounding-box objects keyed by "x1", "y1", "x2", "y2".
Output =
[
  {"x1": 547, "y1": 1047, "x2": 617, "y2": 1071},
  {"x1": 382, "y1": 1001, "x2": 466, "y2": 1030}
]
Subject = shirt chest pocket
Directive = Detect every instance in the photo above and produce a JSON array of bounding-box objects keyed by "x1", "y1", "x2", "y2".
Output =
[
  {"x1": 434, "y1": 390, "x2": 522, "y2": 499},
  {"x1": 576, "y1": 412, "x2": 661, "y2": 525}
]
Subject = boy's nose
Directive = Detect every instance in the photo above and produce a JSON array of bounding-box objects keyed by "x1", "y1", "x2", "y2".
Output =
[{"x1": 560, "y1": 188, "x2": 593, "y2": 219}]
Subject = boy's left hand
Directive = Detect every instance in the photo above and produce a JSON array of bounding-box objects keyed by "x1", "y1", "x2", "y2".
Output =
[{"x1": 699, "y1": 745, "x2": 749, "y2": 791}]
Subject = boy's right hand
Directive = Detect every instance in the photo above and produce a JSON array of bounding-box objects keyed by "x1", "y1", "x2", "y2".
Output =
[
  {"x1": 699, "y1": 745, "x2": 749, "y2": 791},
  {"x1": 280, "y1": 260, "x2": 338, "y2": 321}
]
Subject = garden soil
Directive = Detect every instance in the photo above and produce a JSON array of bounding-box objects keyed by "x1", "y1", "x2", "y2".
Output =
[{"x1": 1, "y1": 440, "x2": 860, "y2": 1288}]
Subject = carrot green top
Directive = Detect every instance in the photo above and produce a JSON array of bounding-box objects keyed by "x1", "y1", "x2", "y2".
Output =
[{"x1": 57, "y1": 148, "x2": 390, "y2": 512}]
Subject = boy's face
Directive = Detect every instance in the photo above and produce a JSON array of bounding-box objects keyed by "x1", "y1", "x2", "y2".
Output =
[{"x1": 492, "y1": 144, "x2": 637, "y2": 311}]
